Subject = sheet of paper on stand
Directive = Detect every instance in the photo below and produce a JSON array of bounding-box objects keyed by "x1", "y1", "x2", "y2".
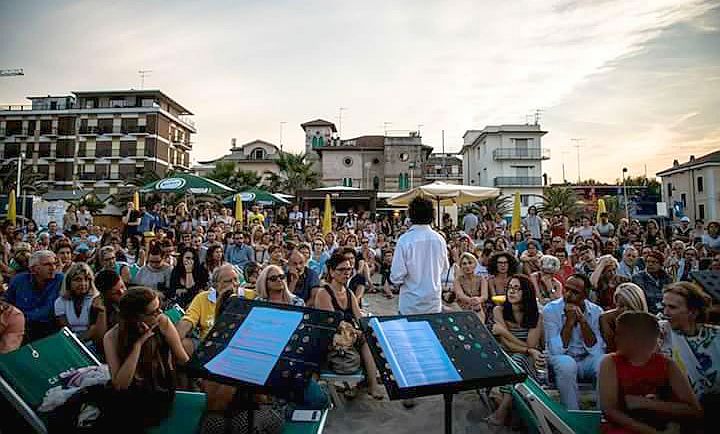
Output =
[
  {"x1": 204, "y1": 307, "x2": 303, "y2": 385},
  {"x1": 370, "y1": 318, "x2": 461, "y2": 388}
]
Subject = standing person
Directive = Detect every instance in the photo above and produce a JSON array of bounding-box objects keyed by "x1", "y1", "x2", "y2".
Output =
[
  {"x1": 390, "y1": 197, "x2": 448, "y2": 408},
  {"x1": 595, "y1": 212, "x2": 615, "y2": 243},
  {"x1": 543, "y1": 274, "x2": 604, "y2": 410},
  {"x1": 77, "y1": 204, "x2": 93, "y2": 228},
  {"x1": 463, "y1": 208, "x2": 479, "y2": 235},
  {"x1": 288, "y1": 204, "x2": 304, "y2": 231},
  {"x1": 522, "y1": 206, "x2": 542, "y2": 240},
  {"x1": 63, "y1": 203, "x2": 79, "y2": 233},
  {"x1": 6, "y1": 250, "x2": 63, "y2": 341},
  {"x1": 122, "y1": 201, "x2": 142, "y2": 241}
]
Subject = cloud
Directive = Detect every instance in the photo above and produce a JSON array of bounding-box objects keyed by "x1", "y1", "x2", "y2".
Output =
[{"x1": 0, "y1": 0, "x2": 717, "y2": 179}]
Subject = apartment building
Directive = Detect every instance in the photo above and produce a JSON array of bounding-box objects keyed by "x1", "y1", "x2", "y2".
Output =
[
  {"x1": 0, "y1": 90, "x2": 195, "y2": 195},
  {"x1": 657, "y1": 150, "x2": 720, "y2": 222},
  {"x1": 461, "y1": 124, "x2": 549, "y2": 213}
]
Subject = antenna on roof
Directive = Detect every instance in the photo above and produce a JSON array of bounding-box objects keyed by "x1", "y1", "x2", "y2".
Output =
[
  {"x1": 533, "y1": 108, "x2": 543, "y2": 126},
  {"x1": 138, "y1": 69, "x2": 152, "y2": 89},
  {"x1": 338, "y1": 107, "x2": 347, "y2": 138}
]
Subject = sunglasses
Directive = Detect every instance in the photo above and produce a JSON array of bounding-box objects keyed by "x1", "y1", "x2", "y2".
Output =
[{"x1": 267, "y1": 274, "x2": 286, "y2": 282}]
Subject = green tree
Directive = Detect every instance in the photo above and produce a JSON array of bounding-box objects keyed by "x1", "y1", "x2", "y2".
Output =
[
  {"x1": 538, "y1": 186, "x2": 580, "y2": 217},
  {"x1": 207, "y1": 161, "x2": 236, "y2": 185},
  {"x1": 273, "y1": 152, "x2": 321, "y2": 195},
  {"x1": 477, "y1": 195, "x2": 513, "y2": 216},
  {"x1": 0, "y1": 160, "x2": 48, "y2": 196},
  {"x1": 262, "y1": 171, "x2": 283, "y2": 192},
  {"x1": 615, "y1": 175, "x2": 661, "y2": 196}
]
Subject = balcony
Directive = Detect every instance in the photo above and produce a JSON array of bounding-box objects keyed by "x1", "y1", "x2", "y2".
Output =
[
  {"x1": 3, "y1": 128, "x2": 29, "y2": 137},
  {"x1": 123, "y1": 125, "x2": 147, "y2": 135},
  {"x1": 424, "y1": 172, "x2": 463, "y2": 180},
  {"x1": 494, "y1": 176, "x2": 543, "y2": 187},
  {"x1": 79, "y1": 126, "x2": 98, "y2": 135},
  {"x1": 79, "y1": 173, "x2": 96, "y2": 181},
  {"x1": 493, "y1": 148, "x2": 550, "y2": 160},
  {"x1": 40, "y1": 127, "x2": 58, "y2": 137}
]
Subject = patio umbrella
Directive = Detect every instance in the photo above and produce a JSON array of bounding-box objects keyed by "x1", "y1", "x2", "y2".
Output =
[
  {"x1": 235, "y1": 193, "x2": 244, "y2": 226},
  {"x1": 322, "y1": 194, "x2": 332, "y2": 236},
  {"x1": 6, "y1": 189, "x2": 16, "y2": 223},
  {"x1": 511, "y1": 191, "x2": 522, "y2": 236},
  {"x1": 222, "y1": 187, "x2": 290, "y2": 206},
  {"x1": 133, "y1": 191, "x2": 140, "y2": 210},
  {"x1": 596, "y1": 198, "x2": 607, "y2": 223},
  {"x1": 139, "y1": 173, "x2": 235, "y2": 195},
  {"x1": 388, "y1": 181, "x2": 500, "y2": 225}
]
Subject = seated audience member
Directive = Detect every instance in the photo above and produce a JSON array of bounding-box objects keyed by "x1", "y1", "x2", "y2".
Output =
[
  {"x1": 519, "y1": 240, "x2": 543, "y2": 275},
  {"x1": 0, "y1": 297, "x2": 24, "y2": 353},
  {"x1": 453, "y1": 252, "x2": 485, "y2": 322},
  {"x1": 256, "y1": 264, "x2": 304, "y2": 306},
  {"x1": 103, "y1": 287, "x2": 189, "y2": 430},
  {"x1": 599, "y1": 311, "x2": 702, "y2": 433},
  {"x1": 132, "y1": 243, "x2": 172, "y2": 294},
  {"x1": 6, "y1": 250, "x2": 63, "y2": 341},
  {"x1": 616, "y1": 246, "x2": 638, "y2": 278},
  {"x1": 54, "y1": 262, "x2": 98, "y2": 342},
  {"x1": 531, "y1": 255, "x2": 564, "y2": 306},
  {"x1": 590, "y1": 255, "x2": 630, "y2": 309},
  {"x1": 176, "y1": 264, "x2": 239, "y2": 355},
  {"x1": 315, "y1": 251, "x2": 384, "y2": 399},
  {"x1": 487, "y1": 274, "x2": 544, "y2": 426},
  {"x1": 286, "y1": 249, "x2": 321, "y2": 305},
  {"x1": 599, "y1": 283, "x2": 648, "y2": 353},
  {"x1": 169, "y1": 247, "x2": 209, "y2": 308},
  {"x1": 659, "y1": 282, "x2": 720, "y2": 420},
  {"x1": 632, "y1": 250, "x2": 672, "y2": 314},
  {"x1": 96, "y1": 245, "x2": 132, "y2": 286},
  {"x1": 543, "y1": 273, "x2": 604, "y2": 410},
  {"x1": 91, "y1": 269, "x2": 126, "y2": 355}
]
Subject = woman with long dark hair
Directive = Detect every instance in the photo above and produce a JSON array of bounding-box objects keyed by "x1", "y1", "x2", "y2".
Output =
[
  {"x1": 204, "y1": 244, "x2": 225, "y2": 275},
  {"x1": 169, "y1": 247, "x2": 209, "y2": 308},
  {"x1": 103, "y1": 287, "x2": 189, "y2": 430},
  {"x1": 487, "y1": 274, "x2": 543, "y2": 426}
]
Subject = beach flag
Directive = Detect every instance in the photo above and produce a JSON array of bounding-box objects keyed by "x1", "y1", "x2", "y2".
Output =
[
  {"x1": 511, "y1": 191, "x2": 521, "y2": 236},
  {"x1": 322, "y1": 194, "x2": 332, "y2": 236},
  {"x1": 235, "y1": 193, "x2": 244, "y2": 226},
  {"x1": 133, "y1": 191, "x2": 140, "y2": 210},
  {"x1": 6, "y1": 189, "x2": 16, "y2": 223},
  {"x1": 597, "y1": 198, "x2": 607, "y2": 223}
]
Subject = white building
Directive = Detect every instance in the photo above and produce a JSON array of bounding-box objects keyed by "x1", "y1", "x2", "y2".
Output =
[
  {"x1": 461, "y1": 124, "x2": 549, "y2": 213},
  {"x1": 657, "y1": 150, "x2": 720, "y2": 222}
]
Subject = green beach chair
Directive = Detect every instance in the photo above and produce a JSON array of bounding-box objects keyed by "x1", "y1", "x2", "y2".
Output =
[
  {"x1": 164, "y1": 303, "x2": 186, "y2": 325},
  {"x1": 0, "y1": 327, "x2": 206, "y2": 434},
  {"x1": 512, "y1": 377, "x2": 601, "y2": 434}
]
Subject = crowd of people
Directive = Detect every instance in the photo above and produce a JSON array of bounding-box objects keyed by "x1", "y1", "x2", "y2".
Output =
[{"x1": 0, "y1": 197, "x2": 718, "y2": 432}]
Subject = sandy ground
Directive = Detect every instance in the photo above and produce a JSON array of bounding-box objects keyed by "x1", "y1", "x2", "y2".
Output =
[{"x1": 322, "y1": 293, "x2": 515, "y2": 434}]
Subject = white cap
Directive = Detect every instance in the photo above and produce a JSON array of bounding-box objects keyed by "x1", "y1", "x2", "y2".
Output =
[{"x1": 680, "y1": 216, "x2": 690, "y2": 222}]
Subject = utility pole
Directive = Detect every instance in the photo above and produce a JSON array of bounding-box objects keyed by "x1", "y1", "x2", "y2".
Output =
[
  {"x1": 338, "y1": 107, "x2": 347, "y2": 138},
  {"x1": 279, "y1": 121, "x2": 287, "y2": 152},
  {"x1": 622, "y1": 167, "x2": 629, "y2": 220},
  {"x1": 571, "y1": 138, "x2": 583, "y2": 183},
  {"x1": 383, "y1": 122, "x2": 392, "y2": 136},
  {"x1": 561, "y1": 150, "x2": 569, "y2": 184},
  {"x1": 138, "y1": 69, "x2": 152, "y2": 89},
  {"x1": 441, "y1": 129, "x2": 446, "y2": 178}
]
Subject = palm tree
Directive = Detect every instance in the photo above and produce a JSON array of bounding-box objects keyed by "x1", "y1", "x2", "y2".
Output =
[
  {"x1": 0, "y1": 160, "x2": 48, "y2": 196},
  {"x1": 231, "y1": 170, "x2": 262, "y2": 191},
  {"x1": 538, "y1": 186, "x2": 580, "y2": 217},
  {"x1": 476, "y1": 195, "x2": 513, "y2": 216},
  {"x1": 261, "y1": 171, "x2": 283, "y2": 192},
  {"x1": 271, "y1": 152, "x2": 321, "y2": 195},
  {"x1": 207, "y1": 161, "x2": 236, "y2": 185}
]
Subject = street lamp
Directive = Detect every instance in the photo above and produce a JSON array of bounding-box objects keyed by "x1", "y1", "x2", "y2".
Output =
[{"x1": 622, "y1": 167, "x2": 629, "y2": 220}]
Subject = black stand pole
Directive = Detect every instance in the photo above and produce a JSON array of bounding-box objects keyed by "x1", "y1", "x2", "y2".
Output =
[{"x1": 444, "y1": 392, "x2": 453, "y2": 434}]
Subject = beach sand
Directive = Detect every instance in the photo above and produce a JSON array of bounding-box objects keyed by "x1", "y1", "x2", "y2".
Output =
[{"x1": 322, "y1": 293, "x2": 515, "y2": 434}]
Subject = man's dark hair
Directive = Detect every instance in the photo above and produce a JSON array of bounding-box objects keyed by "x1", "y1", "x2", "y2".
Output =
[
  {"x1": 408, "y1": 197, "x2": 434, "y2": 225},
  {"x1": 567, "y1": 273, "x2": 592, "y2": 293}
]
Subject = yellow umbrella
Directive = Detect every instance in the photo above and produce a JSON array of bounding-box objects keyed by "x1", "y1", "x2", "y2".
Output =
[
  {"x1": 596, "y1": 198, "x2": 607, "y2": 223},
  {"x1": 133, "y1": 190, "x2": 140, "y2": 210},
  {"x1": 511, "y1": 191, "x2": 522, "y2": 236},
  {"x1": 235, "y1": 193, "x2": 244, "y2": 226},
  {"x1": 322, "y1": 194, "x2": 332, "y2": 236},
  {"x1": 6, "y1": 189, "x2": 17, "y2": 223}
]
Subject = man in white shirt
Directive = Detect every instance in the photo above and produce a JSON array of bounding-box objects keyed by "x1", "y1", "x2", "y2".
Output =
[
  {"x1": 77, "y1": 204, "x2": 93, "y2": 227},
  {"x1": 391, "y1": 197, "x2": 449, "y2": 316},
  {"x1": 390, "y1": 197, "x2": 449, "y2": 408},
  {"x1": 289, "y1": 204, "x2": 304, "y2": 230}
]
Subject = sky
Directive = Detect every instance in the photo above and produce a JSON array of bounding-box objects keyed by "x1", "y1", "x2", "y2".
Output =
[{"x1": 1, "y1": 0, "x2": 718, "y2": 183}]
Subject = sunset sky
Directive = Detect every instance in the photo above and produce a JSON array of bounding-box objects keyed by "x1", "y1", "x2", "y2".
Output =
[{"x1": 1, "y1": 0, "x2": 718, "y2": 183}]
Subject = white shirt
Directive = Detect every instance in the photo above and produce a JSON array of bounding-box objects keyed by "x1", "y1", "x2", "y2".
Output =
[
  {"x1": 77, "y1": 210, "x2": 93, "y2": 227},
  {"x1": 390, "y1": 224, "x2": 449, "y2": 315},
  {"x1": 543, "y1": 298, "x2": 604, "y2": 358}
]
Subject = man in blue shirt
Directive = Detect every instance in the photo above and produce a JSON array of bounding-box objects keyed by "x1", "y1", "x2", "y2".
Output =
[
  {"x1": 6, "y1": 250, "x2": 64, "y2": 341},
  {"x1": 543, "y1": 273, "x2": 604, "y2": 410},
  {"x1": 286, "y1": 249, "x2": 321, "y2": 304},
  {"x1": 225, "y1": 231, "x2": 254, "y2": 270}
]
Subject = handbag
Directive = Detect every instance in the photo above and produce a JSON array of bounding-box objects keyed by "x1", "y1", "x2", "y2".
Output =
[{"x1": 327, "y1": 321, "x2": 362, "y2": 374}]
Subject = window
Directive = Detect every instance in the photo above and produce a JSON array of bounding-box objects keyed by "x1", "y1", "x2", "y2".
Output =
[
  {"x1": 144, "y1": 138, "x2": 157, "y2": 157},
  {"x1": 373, "y1": 176, "x2": 380, "y2": 190},
  {"x1": 120, "y1": 141, "x2": 136, "y2": 157},
  {"x1": 5, "y1": 120, "x2": 22, "y2": 135},
  {"x1": 697, "y1": 176, "x2": 704, "y2": 193},
  {"x1": 27, "y1": 120, "x2": 36, "y2": 135},
  {"x1": 342, "y1": 177, "x2": 353, "y2": 187},
  {"x1": 520, "y1": 195, "x2": 530, "y2": 206},
  {"x1": 251, "y1": 148, "x2": 266, "y2": 160},
  {"x1": 54, "y1": 162, "x2": 74, "y2": 181},
  {"x1": 4, "y1": 143, "x2": 20, "y2": 158},
  {"x1": 400, "y1": 153, "x2": 409, "y2": 162},
  {"x1": 398, "y1": 173, "x2": 410, "y2": 191},
  {"x1": 118, "y1": 164, "x2": 136, "y2": 179},
  {"x1": 58, "y1": 117, "x2": 75, "y2": 135},
  {"x1": 667, "y1": 183, "x2": 673, "y2": 198},
  {"x1": 36, "y1": 165, "x2": 49, "y2": 178},
  {"x1": 343, "y1": 156, "x2": 353, "y2": 167},
  {"x1": 56, "y1": 140, "x2": 75, "y2": 158},
  {"x1": 95, "y1": 142, "x2": 112, "y2": 158},
  {"x1": 38, "y1": 143, "x2": 51, "y2": 158},
  {"x1": 514, "y1": 138, "x2": 530, "y2": 157},
  {"x1": 681, "y1": 193, "x2": 687, "y2": 208},
  {"x1": 312, "y1": 136, "x2": 324, "y2": 148},
  {"x1": 40, "y1": 120, "x2": 53, "y2": 135},
  {"x1": 121, "y1": 118, "x2": 138, "y2": 134},
  {"x1": 95, "y1": 164, "x2": 110, "y2": 180},
  {"x1": 699, "y1": 204, "x2": 706, "y2": 220},
  {"x1": 97, "y1": 119, "x2": 114, "y2": 134}
]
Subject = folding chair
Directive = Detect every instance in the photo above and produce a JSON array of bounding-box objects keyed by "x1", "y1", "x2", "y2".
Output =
[
  {"x1": 512, "y1": 376, "x2": 601, "y2": 434},
  {"x1": 164, "y1": 303, "x2": 186, "y2": 325},
  {"x1": 0, "y1": 327, "x2": 206, "y2": 434}
]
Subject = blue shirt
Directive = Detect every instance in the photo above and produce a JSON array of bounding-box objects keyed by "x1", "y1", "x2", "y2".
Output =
[
  {"x1": 308, "y1": 252, "x2": 330, "y2": 277},
  {"x1": 543, "y1": 297, "x2": 604, "y2": 359},
  {"x1": 6, "y1": 272, "x2": 63, "y2": 325},
  {"x1": 225, "y1": 243, "x2": 255, "y2": 269},
  {"x1": 289, "y1": 267, "x2": 321, "y2": 303},
  {"x1": 138, "y1": 211, "x2": 160, "y2": 233}
]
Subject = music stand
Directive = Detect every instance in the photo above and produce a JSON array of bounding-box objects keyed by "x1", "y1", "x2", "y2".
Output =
[
  {"x1": 360, "y1": 312, "x2": 525, "y2": 434},
  {"x1": 187, "y1": 298, "x2": 342, "y2": 401}
]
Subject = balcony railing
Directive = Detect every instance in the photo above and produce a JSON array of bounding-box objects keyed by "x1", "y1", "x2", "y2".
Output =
[
  {"x1": 425, "y1": 173, "x2": 463, "y2": 180},
  {"x1": 79, "y1": 126, "x2": 98, "y2": 135},
  {"x1": 494, "y1": 176, "x2": 543, "y2": 187},
  {"x1": 493, "y1": 148, "x2": 550, "y2": 160},
  {"x1": 122, "y1": 125, "x2": 147, "y2": 134}
]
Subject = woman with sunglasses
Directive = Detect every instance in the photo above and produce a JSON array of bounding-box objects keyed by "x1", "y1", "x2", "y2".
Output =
[
  {"x1": 103, "y1": 286, "x2": 188, "y2": 430},
  {"x1": 256, "y1": 265, "x2": 304, "y2": 306},
  {"x1": 315, "y1": 251, "x2": 384, "y2": 399}
]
